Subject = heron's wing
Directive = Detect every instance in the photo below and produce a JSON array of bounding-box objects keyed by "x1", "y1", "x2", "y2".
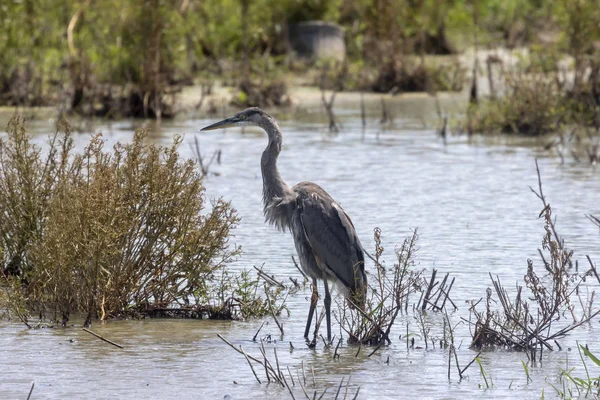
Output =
[
  {"x1": 334, "y1": 205, "x2": 376, "y2": 263},
  {"x1": 298, "y1": 194, "x2": 364, "y2": 289}
]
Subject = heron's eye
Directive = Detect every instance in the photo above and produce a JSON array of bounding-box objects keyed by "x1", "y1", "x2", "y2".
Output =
[{"x1": 240, "y1": 114, "x2": 247, "y2": 120}]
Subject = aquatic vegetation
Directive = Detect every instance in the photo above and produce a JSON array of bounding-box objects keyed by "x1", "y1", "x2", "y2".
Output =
[
  {"x1": 468, "y1": 161, "x2": 600, "y2": 361},
  {"x1": 0, "y1": 116, "x2": 241, "y2": 326},
  {"x1": 464, "y1": 70, "x2": 566, "y2": 136},
  {"x1": 4, "y1": 0, "x2": 595, "y2": 117},
  {"x1": 476, "y1": 357, "x2": 494, "y2": 389},
  {"x1": 463, "y1": 58, "x2": 600, "y2": 137},
  {"x1": 328, "y1": 228, "x2": 458, "y2": 347},
  {"x1": 218, "y1": 333, "x2": 361, "y2": 399},
  {"x1": 552, "y1": 344, "x2": 600, "y2": 399},
  {"x1": 335, "y1": 228, "x2": 425, "y2": 346},
  {"x1": 462, "y1": 0, "x2": 600, "y2": 137}
]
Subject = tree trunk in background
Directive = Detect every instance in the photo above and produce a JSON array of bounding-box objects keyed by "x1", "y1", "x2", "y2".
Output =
[
  {"x1": 67, "y1": 0, "x2": 92, "y2": 111},
  {"x1": 240, "y1": 0, "x2": 250, "y2": 80},
  {"x1": 143, "y1": 0, "x2": 164, "y2": 119}
]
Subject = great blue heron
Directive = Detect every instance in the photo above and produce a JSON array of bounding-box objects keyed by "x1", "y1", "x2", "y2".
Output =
[{"x1": 201, "y1": 107, "x2": 367, "y2": 342}]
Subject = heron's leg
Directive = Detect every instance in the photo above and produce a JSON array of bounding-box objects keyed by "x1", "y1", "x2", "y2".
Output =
[
  {"x1": 324, "y1": 281, "x2": 332, "y2": 342},
  {"x1": 304, "y1": 278, "x2": 318, "y2": 339}
]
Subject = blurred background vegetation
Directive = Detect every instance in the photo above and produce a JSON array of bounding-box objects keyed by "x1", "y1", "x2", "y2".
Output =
[{"x1": 1, "y1": 0, "x2": 599, "y2": 120}]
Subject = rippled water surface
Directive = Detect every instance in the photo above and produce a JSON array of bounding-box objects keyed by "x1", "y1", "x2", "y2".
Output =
[{"x1": 1, "y1": 95, "x2": 599, "y2": 399}]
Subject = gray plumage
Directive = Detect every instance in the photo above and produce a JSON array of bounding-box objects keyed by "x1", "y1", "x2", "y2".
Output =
[{"x1": 202, "y1": 107, "x2": 367, "y2": 341}]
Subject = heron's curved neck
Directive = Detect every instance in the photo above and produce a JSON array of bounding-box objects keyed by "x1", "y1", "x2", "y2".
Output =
[{"x1": 260, "y1": 116, "x2": 291, "y2": 203}]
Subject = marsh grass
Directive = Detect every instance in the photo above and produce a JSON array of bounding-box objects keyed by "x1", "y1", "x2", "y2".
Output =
[
  {"x1": 546, "y1": 127, "x2": 600, "y2": 165},
  {"x1": 144, "y1": 266, "x2": 294, "y2": 322},
  {"x1": 0, "y1": 116, "x2": 242, "y2": 326},
  {"x1": 465, "y1": 69, "x2": 566, "y2": 136},
  {"x1": 552, "y1": 344, "x2": 600, "y2": 399},
  {"x1": 335, "y1": 228, "x2": 425, "y2": 346},
  {"x1": 468, "y1": 161, "x2": 600, "y2": 361},
  {"x1": 218, "y1": 333, "x2": 361, "y2": 400},
  {"x1": 476, "y1": 357, "x2": 494, "y2": 389},
  {"x1": 464, "y1": 53, "x2": 600, "y2": 137}
]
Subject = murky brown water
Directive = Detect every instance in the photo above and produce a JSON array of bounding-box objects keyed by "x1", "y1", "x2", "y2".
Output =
[{"x1": 1, "y1": 93, "x2": 599, "y2": 399}]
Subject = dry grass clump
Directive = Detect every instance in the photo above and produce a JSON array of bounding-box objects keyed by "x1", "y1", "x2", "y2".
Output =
[
  {"x1": 0, "y1": 116, "x2": 240, "y2": 326},
  {"x1": 468, "y1": 161, "x2": 600, "y2": 361},
  {"x1": 336, "y1": 228, "x2": 425, "y2": 345},
  {"x1": 334, "y1": 229, "x2": 458, "y2": 347}
]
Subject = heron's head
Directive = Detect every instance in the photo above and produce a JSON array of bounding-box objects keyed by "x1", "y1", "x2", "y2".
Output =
[{"x1": 200, "y1": 107, "x2": 265, "y2": 131}]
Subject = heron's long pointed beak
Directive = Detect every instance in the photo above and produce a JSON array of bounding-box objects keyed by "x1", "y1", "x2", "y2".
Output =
[{"x1": 200, "y1": 117, "x2": 239, "y2": 131}]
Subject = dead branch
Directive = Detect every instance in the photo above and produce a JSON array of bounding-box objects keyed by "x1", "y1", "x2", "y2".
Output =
[{"x1": 82, "y1": 328, "x2": 124, "y2": 349}]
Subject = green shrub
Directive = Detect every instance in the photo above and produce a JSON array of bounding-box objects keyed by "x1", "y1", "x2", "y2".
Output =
[{"x1": 466, "y1": 72, "x2": 566, "y2": 135}]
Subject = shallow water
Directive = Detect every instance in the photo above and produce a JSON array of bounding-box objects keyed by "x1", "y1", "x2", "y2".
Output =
[{"x1": 1, "y1": 95, "x2": 599, "y2": 399}]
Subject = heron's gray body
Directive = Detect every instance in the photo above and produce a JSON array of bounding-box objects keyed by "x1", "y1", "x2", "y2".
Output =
[
  {"x1": 202, "y1": 107, "x2": 367, "y2": 341},
  {"x1": 258, "y1": 113, "x2": 366, "y2": 301},
  {"x1": 290, "y1": 182, "x2": 365, "y2": 294}
]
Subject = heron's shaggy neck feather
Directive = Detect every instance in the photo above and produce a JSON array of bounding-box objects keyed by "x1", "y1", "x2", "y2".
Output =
[{"x1": 259, "y1": 116, "x2": 295, "y2": 230}]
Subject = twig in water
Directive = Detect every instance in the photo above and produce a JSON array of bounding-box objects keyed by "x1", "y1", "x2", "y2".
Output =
[
  {"x1": 319, "y1": 62, "x2": 344, "y2": 133},
  {"x1": 333, "y1": 338, "x2": 342, "y2": 360},
  {"x1": 255, "y1": 265, "x2": 285, "y2": 288},
  {"x1": 360, "y1": 92, "x2": 366, "y2": 131},
  {"x1": 289, "y1": 277, "x2": 301, "y2": 289},
  {"x1": 318, "y1": 388, "x2": 329, "y2": 400},
  {"x1": 379, "y1": 97, "x2": 391, "y2": 127},
  {"x1": 302, "y1": 360, "x2": 307, "y2": 386},
  {"x1": 274, "y1": 348, "x2": 284, "y2": 382},
  {"x1": 27, "y1": 382, "x2": 35, "y2": 400},
  {"x1": 586, "y1": 255, "x2": 600, "y2": 285},
  {"x1": 240, "y1": 346, "x2": 262, "y2": 384},
  {"x1": 587, "y1": 214, "x2": 600, "y2": 230},
  {"x1": 217, "y1": 334, "x2": 281, "y2": 384},
  {"x1": 421, "y1": 268, "x2": 438, "y2": 311},
  {"x1": 189, "y1": 136, "x2": 220, "y2": 178},
  {"x1": 367, "y1": 343, "x2": 382, "y2": 358},
  {"x1": 252, "y1": 321, "x2": 266, "y2": 342},
  {"x1": 439, "y1": 116, "x2": 448, "y2": 145},
  {"x1": 258, "y1": 340, "x2": 272, "y2": 384},
  {"x1": 82, "y1": 328, "x2": 124, "y2": 349},
  {"x1": 281, "y1": 369, "x2": 296, "y2": 400},
  {"x1": 440, "y1": 277, "x2": 457, "y2": 311},
  {"x1": 297, "y1": 369, "x2": 311, "y2": 400},
  {"x1": 460, "y1": 351, "x2": 482, "y2": 376},
  {"x1": 264, "y1": 284, "x2": 284, "y2": 337},
  {"x1": 334, "y1": 377, "x2": 345, "y2": 400}
]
